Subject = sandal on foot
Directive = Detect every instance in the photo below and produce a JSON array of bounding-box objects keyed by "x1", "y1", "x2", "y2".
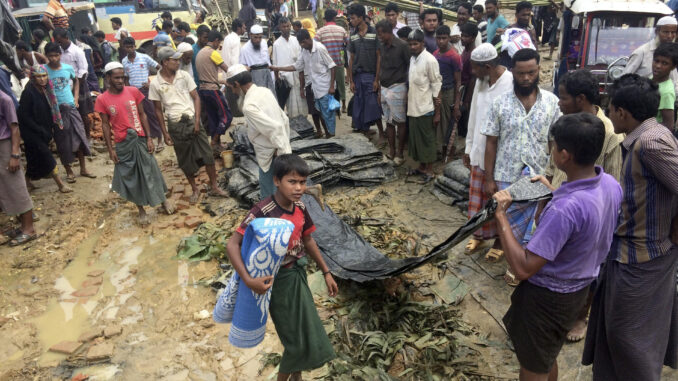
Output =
[
  {"x1": 80, "y1": 172, "x2": 97, "y2": 179},
  {"x1": 485, "y1": 248, "x2": 504, "y2": 262},
  {"x1": 3, "y1": 228, "x2": 21, "y2": 239},
  {"x1": 465, "y1": 238, "x2": 483, "y2": 254},
  {"x1": 393, "y1": 157, "x2": 404, "y2": 166},
  {"x1": 504, "y1": 268, "x2": 520, "y2": 287},
  {"x1": 9, "y1": 232, "x2": 37, "y2": 247},
  {"x1": 66, "y1": 175, "x2": 76, "y2": 184},
  {"x1": 155, "y1": 145, "x2": 165, "y2": 153}
]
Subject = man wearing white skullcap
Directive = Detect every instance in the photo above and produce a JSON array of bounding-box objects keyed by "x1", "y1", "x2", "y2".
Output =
[
  {"x1": 625, "y1": 15, "x2": 678, "y2": 93},
  {"x1": 463, "y1": 42, "x2": 513, "y2": 256},
  {"x1": 239, "y1": 24, "x2": 277, "y2": 96}
]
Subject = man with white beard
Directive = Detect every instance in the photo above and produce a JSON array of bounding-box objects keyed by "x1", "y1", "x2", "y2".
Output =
[{"x1": 239, "y1": 25, "x2": 277, "y2": 97}]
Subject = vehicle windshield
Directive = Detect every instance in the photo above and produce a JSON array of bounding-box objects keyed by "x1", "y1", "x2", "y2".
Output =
[{"x1": 585, "y1": 14, "x2": 657, "y2": 66}]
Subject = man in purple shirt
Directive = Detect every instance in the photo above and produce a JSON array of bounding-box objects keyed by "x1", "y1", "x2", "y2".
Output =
[{"x1": 493, "y1": 113, "x2": 622, "y2": 381}]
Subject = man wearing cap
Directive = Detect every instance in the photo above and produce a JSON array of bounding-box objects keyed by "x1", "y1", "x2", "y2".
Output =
[
  {"x1": 272, "y1": 17, "x2": 307, "y2": 118},
  {"x1": 225, "y1": 64, "x2": 291, "y2": 198},
  {"x1": 240, "y1": 25, "x2": 277, "y2": 97},
  {"x1": 176, "y1": 42, "x2": 194, "y2": 75},
  {"x1": 149, "y1": 47, "x2": 228, "y2": 204},
  {"x1": 195, "y1": 30, "x2": 232, "y2": 150},
  {"x1": 463, "y1": 42, "x2": 513, "y2": 256},
  {"x1": 95, "y1": 62, "x2": 175, "y2": 225},
  {"x1": 625, "y1": 15, "x2": 678, "y2": 93}
]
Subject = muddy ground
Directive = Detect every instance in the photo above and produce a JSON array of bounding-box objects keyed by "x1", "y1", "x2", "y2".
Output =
[{"x1": 1, "y1": 41, "x2": 676, "y2": 381}]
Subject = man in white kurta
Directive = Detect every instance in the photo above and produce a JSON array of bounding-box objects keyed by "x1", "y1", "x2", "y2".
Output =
[
  {"x1": 272, "y1": 18, "x2": 307, "y2": 118},
  {"x1": 240, "y1": 25, "x2": 277, "y2": 96},
  {"x1": 226, "y1": 64, "x2": 291, "y2": 199},
  {"x1": 222, "y1": 19, "x2": 245, "y2": 67}
]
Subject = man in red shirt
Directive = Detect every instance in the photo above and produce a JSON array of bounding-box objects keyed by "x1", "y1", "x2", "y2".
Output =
[{"x1": 95, "y1": 62, "x2": 174, "y2": 225}]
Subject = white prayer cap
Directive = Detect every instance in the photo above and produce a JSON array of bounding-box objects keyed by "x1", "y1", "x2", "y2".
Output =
[
  {"x1": 451, "y1": 27, "x2": 461, "y2": 37},
  {"x1": 470, "y1": 43, "x2": 498, "y2": 62},
  {"x1": 226, "y1": 64, "x2": 248, "y2": 80},
  {"x1": 104, "y1": 62, "x2": 124, "y2": 73},
  {"x1": 657, "y1": 16, "x2": 678, "y2": 26},
  {"x1": 250, "y1": 24, "x2": 263, "y2": 34},
  {"x1": 177, "y1": 42, "x2": 193, "y2": 53}
]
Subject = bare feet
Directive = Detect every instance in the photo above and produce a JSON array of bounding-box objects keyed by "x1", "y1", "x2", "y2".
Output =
[
  {"x1": 138, "y1": 213, "x2": 150, "y2": 226},
  {"x1": 567, "y1": 319, "x2": 588, "y2": 342},
  {"x1": 207, "y1": 187, "x2": 228, "y2": 198},
  {"x1": 80, "y1": 171, "x2": 97, "y2": 178},
  {"x1": 305, "y1": 184, "x2": 324, "y2": 210},
  {"x1": 59, "y1": 185, "x2": 74, "y2": 193},
  {"x1": 162, "y1": 200, "x2": 175, "y2": 215},
  {"x1": 189, "y1": 192, "x2": 200, "y2": 204}
]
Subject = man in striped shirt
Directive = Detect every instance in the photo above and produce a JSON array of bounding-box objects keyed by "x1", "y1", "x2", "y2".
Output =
[
  {"x1": 315, "y1": 9, "x2": 348, "y2": 113},
  {"x1": 583, "y1": 74, "x2": 678, "y2": 381}
]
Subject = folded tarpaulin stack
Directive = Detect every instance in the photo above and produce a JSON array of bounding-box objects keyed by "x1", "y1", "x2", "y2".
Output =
[
  {"x1": 213, "y1": 217, "x2": 295, "y2": 348},
  {"x1": 289, "y1": 115, "x2": 316, "y2": 140},
  {"x1": 432, "y1": 160, "x2": 470, "y2": 211}
]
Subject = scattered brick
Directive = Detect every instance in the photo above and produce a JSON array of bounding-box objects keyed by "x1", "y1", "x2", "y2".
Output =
[
  {"x1": 72, "y1": 286, "x2": 99, "y2": 298},
  {"x1": 175, "y1": 200, "x2": 190, "y2": 211},
  {"x1": 184, "y1": 217, "x2": 203, "y2": 229},
  {"x1": 104, "y1": 325, "x2": 122, "y2": 338},
  {"x1": 87, "y1": 270, "x2": 104, "y2": 277},
  {"x1": 81, "y1": 276, "x2": 103, "y2": 288},
  {"x1": 78, "y1": 328, "x2": 103, "y2": 342},
  {"x1": 49, "y1": 341, "x2": 82, "y2": 355},
  {"x1": 86, "y1": 342, "x2": 114, "y2": 361}
]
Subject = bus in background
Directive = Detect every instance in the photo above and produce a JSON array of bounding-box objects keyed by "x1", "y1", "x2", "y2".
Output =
[{"x1": 94, "y1": 0, "x2": 195, "y2": 54}]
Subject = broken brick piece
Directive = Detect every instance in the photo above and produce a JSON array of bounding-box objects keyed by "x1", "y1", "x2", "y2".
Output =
[
  {"x1": 78, "y1": 328, "x2": 103, "y2": 342},
  {"x1": 184, "y1": 217, "x2": 203, "y2": 229},
  {"x1": 87, "y1": 270, "x2": 104, "y2": 277},
  {"x1": 175, "y1": 200, "x2": 190, "y2": 211},
  {"x1": 81, "y1": 276, "x2": 103, "y2": 288},
  {"x1": 72, "y1": 286, "x2": 99, "y2": 298},
  {"x1": 104, "y1": 325, "x2": 122, "y2": 338},
  {"x1": 49, "y1": 341, "x2": 82, "y2": 355},
  {"x1": 86, "y1": 342, "x2": 114, "y2": 361}
]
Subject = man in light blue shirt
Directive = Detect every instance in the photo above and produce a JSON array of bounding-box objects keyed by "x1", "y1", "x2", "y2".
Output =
[{"x1": 484, "y1": 0, "x2": 509, "y2": 43}]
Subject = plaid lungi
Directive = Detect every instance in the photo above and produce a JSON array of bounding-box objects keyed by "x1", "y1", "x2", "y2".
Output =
[
  {"x1": 498, "y1": 180, "x2": 538, "y2": 245},
  {"x1": 468, "y1": 166, "x2": 497, "y2": 239}
]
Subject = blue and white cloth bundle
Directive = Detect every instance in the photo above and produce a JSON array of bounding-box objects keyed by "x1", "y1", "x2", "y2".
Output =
[{"x1": 213, "y1": 217, "x2": 294, "y2": 348}]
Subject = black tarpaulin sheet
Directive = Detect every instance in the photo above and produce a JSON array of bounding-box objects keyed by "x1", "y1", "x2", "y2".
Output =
[{"x1": 308, "y1": 177, "x2": 552, "y2": 282}]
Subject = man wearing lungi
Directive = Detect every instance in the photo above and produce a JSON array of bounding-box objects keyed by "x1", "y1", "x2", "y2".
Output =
[
  {"x1": 406, "y1": 29, "x2": 441, "y2": 183},
  {"x1": 376, "y1": 19, "x2": 410, "y2": 166},
  {"x1": 271, "y1": 17, "x2": 307, "y2": 118},
  {"x1": 583, "y1": 74, "x2": 678, "y2": 381},
  {"x1": 121, "y1": 37, "x2": 168, "y2": 153},
  {"x1": 0, "y1": 90, "x2": 37, "y2": 246},
  {"x1": 347, "y1": 4, "x2": 385, "y2": 138},
  {"x1": 272, "y1": 29, "x2": 337, "y2": 138},
  {"x1": 240, "y1": 25, "x2": 277, "y2": 97},
  {"x1": 45, "y1": 42, "x2": 95, "y2": 184},
  {"x1": 493, "y1": 113, "x2": 622, "y2": 381},
  {"x1": 480, "y1": 48, "x2": 560, "y2": 276},
  {"x1": 463, "y1": 43, "x2": 512, "y2": 255},
  {"x1": 149, "y1": 47, "x2": 228, "y2": 204},
  {"x1": 226, "y1": 65, "x2": 291, "y2": 199},
  {"x1": 54, "y1": 28, "x2": 94, "y2": 140},
  {"x1": 95, "y1": 62, "x2": 174, "y2": 226},
  {"x1": 195, "y1": 30, "x2": 232, "y2": 150}
]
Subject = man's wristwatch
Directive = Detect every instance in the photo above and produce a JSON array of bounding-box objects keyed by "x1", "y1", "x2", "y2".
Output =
[{"x1": 10, "y1": 153, "x2": 20, "y2": 159}]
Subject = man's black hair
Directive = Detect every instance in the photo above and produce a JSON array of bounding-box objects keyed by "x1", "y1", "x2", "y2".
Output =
[
  {"x1": 654, "y1": 42, "x2": 678, "y2": 66},
  {"x1": 207, "y1": 30, "x2": 223, "y2": 42},
  {"x1": 121, "y1": 37, "x2": 136, "y2": 47},
  {"x1": 385, "y1": 2, "x2": 399, "y2": 14},
  {"x1": 111, "y1": 17, "x2": 122, "y2": 26},
  {"x1": 347, "y1": 4, "x2": 366, "y2": 19},
  {"x1": 15, "y1": 40, "x2": 29, "y2": 52},
  {"x1": 227, "y1": 70, "x2": 252, "y2": 86},
  {"x1": 516, "y1": 1, "x2": 533, "y2": 14},
  {"x1": 396, "y1": 26, "x2": 412, "y2": 39},
  {"x1": 512, "y1": 48, "x2": 540, "y2": 66},
  {"x1": 376, "y1": 20, "x2": 392, "y2": 34},
  {"x1": 460, "y1": 23, "x2": 478, "y2": 38},
  {"x1": 296, "y1": 29, "x2": 311, "y2": 42},
  {"x1": 485, "y1": 0, "x2": 498, "y2": 6},
  {"x1": 94, "y1": 30, "x2": 106, "y2": 39},
  {"x1": 473, "y1": 4, "x2": 484, "y2": 13},
  {"x1": 436, "y1": 25, "x2": 451, "y2": 36},
  {"x1": 81, "y1": 27, "x2": 91, "y2": 35},
  {"x1": 421, "y1": 8, "x2": 439, "y2": 21},
  {"x1": 559, "y1": 69, "x2": 600, "y2": 105},
  {"x1": 162, "y1": 21, "x2": 173, "y2": 31},
  {"x1": 178, "y1": 22, "x2": 191, "y2": 33},
  {"x1": 33, "y1": 29, "x2": 46, "y2": 39},
  {"x1": 45, "y1": 42, "x2": 61, "y2": 55},
  {"x1": 609, "y1": 74, "x2": 659, "y2": 122},
  {"x1": 324, "y1": 9, "x2": 337, "y2": 22},
  {"x1": 161, "y1": 11, "x2": 173, "y2": 19},
  {"x1": 272, "y1": 154, "x2": 310, "y2": 179},
  {"x1": 408, "y1": 29, "x2": 425, "y2": 42},
  {"x1": 279, "y1": 16, "x2": 291, "y2": 25},
  {"x1": 197, "y1": 25, "x2": 211, "y2": 37},
  {"x1": 184, "y1": 37, "x2": 195, "y2": 44},
  {"x1": 457, "y1": 2, "x2": 473, "y2": 13},
  {"x1": 550, "y1": 113, "x2": 605, "y2": 166},
  {"x1": 292, "y1": 20, "x2": 302, "y2": 28},
  {"x1": 53, "y1": 28, "x2": 68, "y2": 39},
  {"x1": 232, "y1": 18, "x2": 244, "y2": 31}
]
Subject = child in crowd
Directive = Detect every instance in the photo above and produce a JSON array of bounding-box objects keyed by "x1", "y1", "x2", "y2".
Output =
[
  {"x1": 433, "y1": 25, "x2": 462, "y2": 159},
  {"x1": 397, "y1": 26, "x2": 412, "y2": 41},
  {"x1": 226, "y1": 154, "x2": 337, "y2": 381},
  {"x1": 652, "y1": 42, "x2": 678, "y2": 128},
  {"x1": 493, "y1": 113, "x2": 622, "y2": 381}
]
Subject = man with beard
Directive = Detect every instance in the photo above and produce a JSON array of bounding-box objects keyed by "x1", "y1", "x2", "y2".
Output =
[
  {"x1": 195, "y1": 31, "x2": 232, "y2": 150},
  {"x1": 226, "y1": 65, "x2": 291, "y2": 198},
  {"x1": 149, "y1": 47, "x2": 228, "y2": 204},
  {"x1": 480, "y1": 48, "x2": 560, "y2": 273},
  {"x1": 451, "y1": 2, "x2": 482, "y2": 54},
  {"x1": 95, "y1": 62, "x2": 174, "y2": 225},
  {"x1": 625, "y1": 16, "x2": 678, "y2": 93},
  {"x1": 502, "y1": 1, "x2": 538, "y2": 45},
  {"x1": 240, "y1": 25, "x2": 277, "y2": 97},
  {"x1": 272, "y1": 17, "x2": 307, "y2": 117}
]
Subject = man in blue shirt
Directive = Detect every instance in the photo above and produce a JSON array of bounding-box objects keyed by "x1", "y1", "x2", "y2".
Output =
[
  {"x1": 485, "y1": 0, "x2": 509, "y2": 43},
  {"x1": 153, "y1": 21, "x2": 175, "y2": 58}
]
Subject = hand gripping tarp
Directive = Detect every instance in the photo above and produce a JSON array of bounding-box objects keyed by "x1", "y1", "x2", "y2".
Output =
[
  {"x1": 306, "y1": 177, "x2": 552, "y2": 282},
  {"x1": 213, "y1": 218, "x2": 294, "y2": 348}
]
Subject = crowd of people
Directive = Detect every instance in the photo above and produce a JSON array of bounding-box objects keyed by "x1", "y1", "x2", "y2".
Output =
[{"x1": 1, "y1": 1, "x2": 678, "y2": 381}]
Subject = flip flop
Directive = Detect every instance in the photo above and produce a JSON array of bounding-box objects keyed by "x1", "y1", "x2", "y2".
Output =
[
  {"x1": 3, "y1": 228, "x2": 21, "y2": 239},
  {"x1": 465, "y1": 238, "x2": 483, "y2": 254},
  {"x1": 66, "y1": 175, "x2": 76, "y2": 184},
  {"x1": 155, "y1": 145, "x2": 165, "y2": 153},
  {"x1": 80, "y1": 172, "x2": 97, "y2": 179},
  {"x1": 393, "y1": 157, "x2": 404, "y2": 166},
  {"x1": 485, "y1": 248, "x2": 504, "y2": 262},
  {"x1": 504, "y1": 268, "x2": 520, "y2": 287},
  {"x1": 9, "y1": 232, "x2": 37, "y2": 247}
]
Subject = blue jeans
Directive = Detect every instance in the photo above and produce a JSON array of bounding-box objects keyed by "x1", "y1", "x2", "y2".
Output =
[
  {"x1": 315, "y1": 94, "x2": 336, "y2": 134},
  {"x1": 259, "y1": 166, "x2": 275, "y2": 199}
]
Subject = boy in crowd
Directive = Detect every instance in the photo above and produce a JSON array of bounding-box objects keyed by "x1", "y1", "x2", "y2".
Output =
[
  {"x1": 455, "y1": 22, "x2": 479, "y2": 142},
  {"x1": 111, "y1": 17, "x2": 129, "y2": 42},
  {"x1": 495, "y1": 113, "x2": 622, "y2": 381},
  {"x1": 226, "y1": 154, "x2": 337, "y2": 381},
  {"x1": 651, "y1": 42, "x2": 678, "y2": 128},
  {"x1": 396, "y1": 26, "x2": 412, "y2": 41},
  {"x1": 44, "y1": 42, "x2": 94, "y2": 184},
  {"x1": 433, "y1": 25, "x2": 462, "y2": 159},
  {"x1": 94, "y1": 31, "x2": 116, "y2": 64}
]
